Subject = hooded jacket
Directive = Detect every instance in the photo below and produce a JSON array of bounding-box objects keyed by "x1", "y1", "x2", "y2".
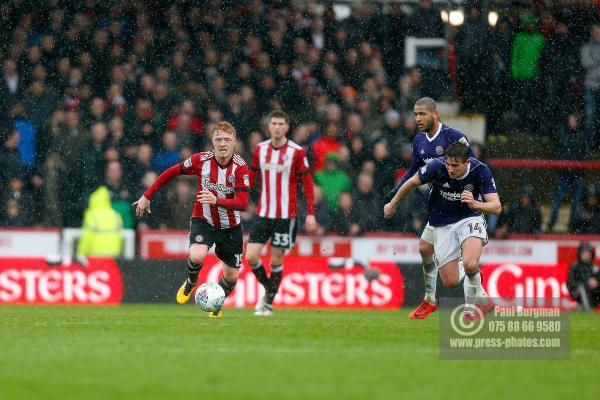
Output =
[
  {"x1": 567, "y1": 242, "x2": 600, "y2": 299},
  {"x1": 76, "y1": 186, "x2": 123, "y2": 257}
]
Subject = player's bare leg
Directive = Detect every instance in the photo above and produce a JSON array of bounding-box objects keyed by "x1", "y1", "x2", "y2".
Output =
[
  {"x1": 409, "y1": 239, "x2": 439, "y2": 320},
  {"x1": 461, "y1": 237, "x2": 493, "y2": 321},
  {"x1": 246, "y1": 243, "x2": 270, "y2": 312},
  {"x1": 419, "y1": 239, "x2": 437, "y2": 302},
  {"x1": 411, "y1": 259, "x2": 460, "y2": 320},
  {"x1": 246, "y1": 243, "x2": 267, "y2": 283},
  {"x1": 439, "y1": 261, "x2": 460, "y2": 289},
  {"x1": 256, "y1": 247, "x2": 285, "y2": 316}
]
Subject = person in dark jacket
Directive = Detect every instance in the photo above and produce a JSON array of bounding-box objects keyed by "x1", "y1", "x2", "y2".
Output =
[
  {"x1": 0, "y1": 128, "x2": 22, "y2": 188},
  {"x1": 408, "y1": 0, "x2": 445, "y2": 38},
  {"x1": 567, "y1": 242, "x2": 600, "y2": 310},
  {"x1": 549, "y1": 113, "x2": 593, "y2": 230},
  {"x1": 540, "y1": 21, "x2": 579, "y2": 134},
  {"x1": 571, "y1": 186, "x2": 600, "y2": 234},
  {"x1": 495, "y1": 184, "x2": 542, "y2": 237},
  {"x1": 352, "y1": 173, "x2": 381, "y2": 233},
  {"x1": 331, "y1": 192, "x2": 361, "y2": 236},
  {"x1": 455, "y1": 3, "x2": 492, "y2": 113},
  {"x1": 297, "y1": 185, "x2": 331, "y2": 235}
]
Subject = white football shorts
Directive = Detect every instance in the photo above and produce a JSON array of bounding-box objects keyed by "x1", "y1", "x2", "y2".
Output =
[{"x1": 432, "y1": 215, "x2": 488, "y2": 268}]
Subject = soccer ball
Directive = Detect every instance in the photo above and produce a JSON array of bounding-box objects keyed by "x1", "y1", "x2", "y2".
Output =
[{"x1": 195, "y1": 282, "x2": 225, "y2": 312}]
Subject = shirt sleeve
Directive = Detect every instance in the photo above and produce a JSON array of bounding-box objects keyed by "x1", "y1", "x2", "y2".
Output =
[
  {"x1": 144, "y1": 153, "x2": 201, "y2": 199},
  {"x1": 235, "y1": 163, "x2": 250, "y2": 192},
  {"x1": 294, "y1": 148, "x2": 311, "y2": 175},
  {"x1": 294, "y1": 149, "x2": 315, "y2": 215},
  {"x1": 180, "y1": 153, "x2": 202, "y2": 175},
  {"x1": 480, "y1": 165, "x2": 498, "y2": 195},
  {"x1": 417, "y1": 160, "x2": 438, "y2": 184},
  {"x1": 451, "y1": 131, "x2": 476, "y2": 159},
  {"x1": 143, "y1": 165, "x2": 182, "y2": 199}
]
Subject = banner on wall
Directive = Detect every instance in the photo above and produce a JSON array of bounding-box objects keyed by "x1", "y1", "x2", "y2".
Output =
[
  {"x1": 138, "y1": 231, "x2": 354, "y2": 259},
  {"x1": 481, "y1": 262, "x2": 577, "y2": 309},
  {"x1": 0, "y1": 230, "x2": 60, "y2": 257},
  {"x1": 198, "y1": 256, "x2": 404, "y2": 309},
  {"x1": 351, "y1": 238, "x2": 558, "y2": 264},
  {"x1": 138, "y1": 231, "x2": 563, "y2": 264},
  {"x1": 0, "y1": 258, "x2": 123, "y2": 305},
  {"x1": 0, "y1": 256, "x2": 580, "y2": 309},
  {"x1": 0, "y1": 256, "x2": 404, "y2": 308},
  {"x1": 119, "y1": 258, "x2": 580, "y2": 309},
  {"x1": 120, "y1": 256, "x2": 405, "y2": 308}
]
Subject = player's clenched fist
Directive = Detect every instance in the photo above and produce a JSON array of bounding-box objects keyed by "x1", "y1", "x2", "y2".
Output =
[
  {"x1": 460, "y1": 190, "x2": 476, "y2": 208},
  {"x1": 305, "y1": 215, "x2": 317, "y2": 233},
  {"x1": 197, "y1": 189, "x2": 217, "y2": 204},
  {"x1": 383, "y1": 202, "x2": 396, "y2": 219}
]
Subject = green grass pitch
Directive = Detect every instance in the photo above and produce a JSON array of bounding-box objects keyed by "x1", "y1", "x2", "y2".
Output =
[{"x1": 1, "y1": 305, "x2": 599, "y2": 400}]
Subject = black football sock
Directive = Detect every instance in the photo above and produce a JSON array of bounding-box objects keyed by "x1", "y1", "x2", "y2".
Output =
[
  {"x1": 218, "y1": 277, "x2": 237, "y2": 298},
  {"x1": 250, "y1": 260, "x2": 269, "y2": 287},
  {"x1": 187, "y1": 258, "x2": 203, "y2": 284},
  {"x1": 265, "y1": 264, "x2": 283, "y2": 305}
]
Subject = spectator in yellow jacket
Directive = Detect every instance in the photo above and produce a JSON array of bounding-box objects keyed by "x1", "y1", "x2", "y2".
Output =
[{"x1": 77, "y1": 186, "x2": 123, "y2": 257}]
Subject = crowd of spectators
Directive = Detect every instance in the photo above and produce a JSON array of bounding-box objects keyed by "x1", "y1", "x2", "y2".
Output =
[
  {"x1": 453, "y1": 0, "x2": 600, "y2": 234},
  {"x1": 0, "y1": 0, "x2": 598, "y2": 236}
]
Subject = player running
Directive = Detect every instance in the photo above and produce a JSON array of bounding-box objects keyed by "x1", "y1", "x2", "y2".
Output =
[
  {"x1": 384, "y1": 142, "x2": 501, "y2": 320},
  {"x1": 133, "y1": 122, "x2": 249, "y2": 318},
  {"x1": 387, "y1": 97, "x2": 479, "y2": 320},
  {"x1": 246, "y1": 110, "x2": 316, "y2": 316}
]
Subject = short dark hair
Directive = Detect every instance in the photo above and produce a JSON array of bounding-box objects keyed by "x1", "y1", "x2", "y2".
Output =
[
  {"x1": 414, "y1": 97, "x2": 437, "y2": 111},
  {"x1": 267, "y1": 109, "x2": 290, "y2": 124},
  {"x1": 445, "y1": 142, "x2": 470, "y2": 161}
]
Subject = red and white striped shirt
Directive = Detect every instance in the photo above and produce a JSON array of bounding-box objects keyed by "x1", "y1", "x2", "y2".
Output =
[
  {"x1": 144, "y1": 152, "x2": 249, "y2": 230},
  {"x1": 249, "y1": 139, "x2": 315, "y2": 219}
]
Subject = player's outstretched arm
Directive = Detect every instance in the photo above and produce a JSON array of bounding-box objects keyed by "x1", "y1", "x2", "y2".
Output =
[
  {"x1": 461, "y1": 192, "x2": 502, "y2": 215},
  {"x1": 390, "y1": 144, "x2": 419, "y2": 194},
  {"x1": 133, "y1": 163, "x2": 184, "y2": 217},
  {"x1": 384, "y1": 173, "x2": 422, "y2": 218}
]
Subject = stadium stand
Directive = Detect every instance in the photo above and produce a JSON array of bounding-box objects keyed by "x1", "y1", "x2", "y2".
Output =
[{"x1": 0, "y1": 0, "x2": 598, "y2": 236}]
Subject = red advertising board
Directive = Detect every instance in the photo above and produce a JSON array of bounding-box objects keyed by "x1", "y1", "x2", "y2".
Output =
[
  {"x1": 481, "y1": 262, "x2": 577, "y2": 309},
  {"x1": 0, "y1": 256, "x2": 587, "y2": 309},
  {"x1": 197, "y1": 256, "x2": 404, "y2": 309},
  {"x1": 0, "y1": 258, "x2": 123, "y2": 305}
]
